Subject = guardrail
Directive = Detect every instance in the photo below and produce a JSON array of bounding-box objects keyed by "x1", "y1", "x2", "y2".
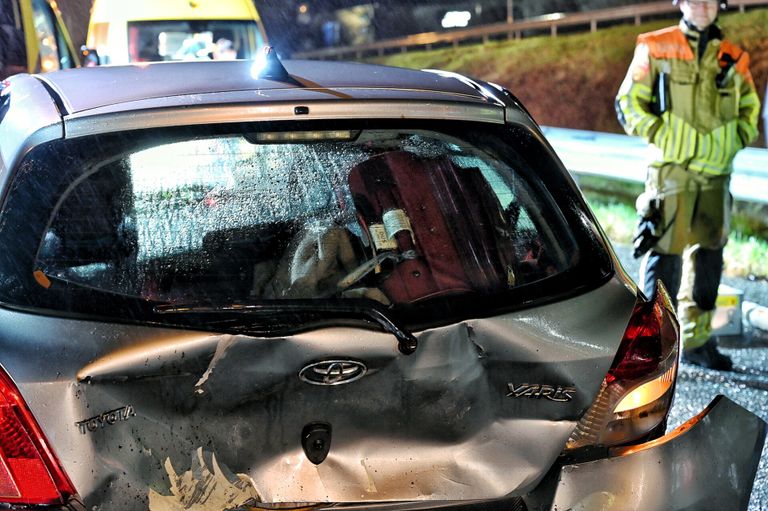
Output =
[
  {"x1": 294, "y1": 0, "x2": 768, "y2": 60},
  {"x1": 541, "y1": 126, "x2": 768, "y2": 204}
]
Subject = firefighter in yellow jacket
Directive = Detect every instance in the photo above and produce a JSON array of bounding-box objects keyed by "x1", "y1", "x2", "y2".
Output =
[{"x1": 616, "y1": 0, "x2": 760, "y2": 370}]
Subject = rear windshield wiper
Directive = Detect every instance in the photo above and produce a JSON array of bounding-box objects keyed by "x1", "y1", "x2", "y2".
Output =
[{"x1": 155, "y1": 300, "x2": 418, "y2": 355}]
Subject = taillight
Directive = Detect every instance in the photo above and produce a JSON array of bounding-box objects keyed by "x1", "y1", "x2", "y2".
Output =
[
  {"x1": 0, "y1": 365, "x2": 76, "y2": 505},
  {"x1": 566, "y1": 282, "x2": 679, "y2": 450}
]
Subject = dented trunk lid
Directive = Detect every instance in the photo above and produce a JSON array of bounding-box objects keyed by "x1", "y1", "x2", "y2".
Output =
[{"x1": 4, "y1": 276, "x2": 636, "y2": 509}]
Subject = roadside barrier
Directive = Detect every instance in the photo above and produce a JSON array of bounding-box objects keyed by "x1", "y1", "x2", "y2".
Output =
[{"x1": 542, "y1": 126, "x2": 768, "y2": 205}]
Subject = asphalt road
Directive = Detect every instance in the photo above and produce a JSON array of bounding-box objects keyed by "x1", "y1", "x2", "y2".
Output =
[{"x1": 613, "y1": 243, "x2": 768, "y2": 510}]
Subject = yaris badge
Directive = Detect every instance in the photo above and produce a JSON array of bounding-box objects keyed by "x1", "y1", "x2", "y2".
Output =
[
  {"x1": 507, "y1": 383, "x2": 576, "y2": 402},
  {"x1": 300, "y1": 360, "x2": 367, "y2": 386}
]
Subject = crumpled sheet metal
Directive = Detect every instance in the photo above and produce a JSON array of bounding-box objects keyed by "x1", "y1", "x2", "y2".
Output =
[
  {"x1": 175, "y1": 278, "x2": 634, "y2": 503},
  {"x1": 543, "y1": 396, "x2": 767, "y2": 511},
  {"x1": 243, "y1": 419, "x2": 575, "y2": 502},
  {"x1": 187, "y1": 325, "x2": 580, "y2": 501},
  {"x1": 43, "y1": 277, "x2": 636, "y2": 508},
  {"x1": 76, "y1": 333, "x2": 221, "y2": 383}
]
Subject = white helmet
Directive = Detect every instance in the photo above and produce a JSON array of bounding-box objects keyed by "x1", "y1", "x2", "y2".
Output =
[{"x1": 672, "y1": 0, "x2": 728, "y2": 9}]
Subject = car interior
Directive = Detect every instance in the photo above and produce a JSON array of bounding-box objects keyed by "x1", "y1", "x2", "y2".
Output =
[{"x1": 32, "y1": 131, "x2": 574, "y2": 322}]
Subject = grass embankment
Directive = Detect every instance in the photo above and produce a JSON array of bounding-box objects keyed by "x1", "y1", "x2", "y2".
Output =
[
  {"x1": 369, "y1": 9, "x2": 768, "y2": 136},
  {"x1": 590, "y1": 199, "x2": 768, "y2": 279},
  {"x1": 369, "y1": 9, "x2": 768, "y2": 278},
  {"x1": 580, "y1": 178, "x2": 768, "y2": 278}
]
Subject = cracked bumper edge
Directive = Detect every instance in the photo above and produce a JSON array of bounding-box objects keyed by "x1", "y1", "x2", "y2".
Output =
[{"x1": 548, "y1": 395, "x2": 767, "y2": 511}]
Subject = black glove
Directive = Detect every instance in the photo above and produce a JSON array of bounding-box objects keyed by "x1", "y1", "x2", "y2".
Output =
[
  {"x1": 632, "y1": 216, "x2": 661, "y2": 259},
  {"x1": 632, "y1": 194, "x2": 664, "y2": 259}
]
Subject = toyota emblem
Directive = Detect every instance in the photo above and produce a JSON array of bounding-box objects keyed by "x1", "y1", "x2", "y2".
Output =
[{"x1": 299, "y1": 360, "x2": 367, "y2": 386}]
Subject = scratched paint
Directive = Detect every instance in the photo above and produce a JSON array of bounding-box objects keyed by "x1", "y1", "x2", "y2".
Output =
[{"x1": 148, "y1": 447, "x2": 261, "y2": 511}]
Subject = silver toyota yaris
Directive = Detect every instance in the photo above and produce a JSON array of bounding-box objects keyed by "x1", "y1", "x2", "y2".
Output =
[{"x1": 0, "y1": 52, "x2": 764, "y2": 510}]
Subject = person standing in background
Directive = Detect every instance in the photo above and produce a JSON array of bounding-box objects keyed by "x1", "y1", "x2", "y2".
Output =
[{"x1": 615, "y1": 0, "x2": 761, "y2": 370}]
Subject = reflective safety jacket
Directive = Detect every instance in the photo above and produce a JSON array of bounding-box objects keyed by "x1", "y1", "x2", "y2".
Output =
[{"x1": 616, "y1": 20, "x2": 760, "y2": 175}]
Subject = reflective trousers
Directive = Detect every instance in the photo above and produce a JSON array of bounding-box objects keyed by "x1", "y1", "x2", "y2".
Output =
[
  {"x1": 640, "y1": 246, "x2": 724, "y2": 350},
  {"x1": 639, "y1": 163, "x2": 730, "y2": 350},
  {"x1": 645, "y1": 165, "x2": 730, "y2": 255}
]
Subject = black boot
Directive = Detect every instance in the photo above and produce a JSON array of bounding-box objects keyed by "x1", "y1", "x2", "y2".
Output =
[{"x1": 682, "y1": 338, "x2": 733, "y2": 371}]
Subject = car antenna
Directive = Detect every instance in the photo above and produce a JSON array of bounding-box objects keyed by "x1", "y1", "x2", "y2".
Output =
[{"x1": 256, "y1": 46, "x2": 303, "y2": 86}]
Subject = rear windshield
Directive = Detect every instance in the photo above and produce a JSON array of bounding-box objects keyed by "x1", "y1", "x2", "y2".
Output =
[
  {"x1": 0, "y1": 121, "x2": 611, "y2": 332},
  {"x1": 127, "y1": 20, "x2": 265, "y2": 62}
]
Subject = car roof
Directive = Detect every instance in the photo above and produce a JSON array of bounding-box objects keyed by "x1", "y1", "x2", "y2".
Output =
[
  {"x1": 36, "y1": 59, "x2": 502, "y2": 116},
  {"x1": 2, "y1": 59, "x2": 534, "y2": 173}
]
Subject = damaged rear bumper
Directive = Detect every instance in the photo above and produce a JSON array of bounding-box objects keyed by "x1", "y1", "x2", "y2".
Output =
[
  {"x1": 245, "y1": 396, "x2": 764, "y2": 511},
  {"x1": 62, "y1": 395, "x2": 760, "y2": 511},
  {"x1": 538, "y1": 395, "x2": 766, "y2": 510}
]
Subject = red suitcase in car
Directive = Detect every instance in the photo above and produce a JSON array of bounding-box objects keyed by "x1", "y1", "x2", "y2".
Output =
[{"x1": 347, "y1": 150, "x2": 515, "y2": 304}]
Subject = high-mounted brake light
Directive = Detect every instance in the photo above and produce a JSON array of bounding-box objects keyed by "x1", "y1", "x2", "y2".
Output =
[
  {"x1": 566, "y1": 282, "x2": 679, "y2": 450},
  {"x1": 0, "y1": 365, "x2": 76, "y2": 505},
  {"x1": 247, "y1": 130, "x2": 359, "y2": 143}
]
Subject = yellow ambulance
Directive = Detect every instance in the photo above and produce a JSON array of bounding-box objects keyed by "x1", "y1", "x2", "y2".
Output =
[
  {"x1": 0, "y1": 0, "x2": 79, "y2": 79},
  {"x1": 85, "y1": 0, "x2": 269, "y2": 65}
]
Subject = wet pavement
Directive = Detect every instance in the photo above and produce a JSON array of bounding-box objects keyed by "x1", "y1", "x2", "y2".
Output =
[
  {"x1": 671, "y1": 348, "x2": 768, "y2": 510},
  {"x1": 613, "y1": 244, "x2": 768, "y2": 509}
]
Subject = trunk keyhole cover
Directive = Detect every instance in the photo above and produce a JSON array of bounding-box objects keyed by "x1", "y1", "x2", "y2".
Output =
[{"x1": 302, "y1": 422, "x2": 332, "y2": 464}]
